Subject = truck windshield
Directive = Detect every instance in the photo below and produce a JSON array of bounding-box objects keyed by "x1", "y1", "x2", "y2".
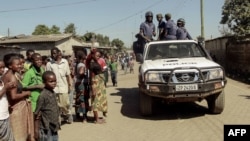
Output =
[{"x1": 145, "y1": 42, "x2": 207, "y2": 60}]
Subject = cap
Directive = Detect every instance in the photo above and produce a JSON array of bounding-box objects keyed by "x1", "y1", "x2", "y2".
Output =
[
  {"x1": 165, "y1": 13, "x2": 171, "y2": 19},
  {"x1": 145, "y1": 11, "x2": 153, "y2": 17},
  {"x1": 177, "y1": 18, "x2": 185, "y2": 24},
  {"x1": 156, "y1": 14, "x2": 163, "y2": 18}
]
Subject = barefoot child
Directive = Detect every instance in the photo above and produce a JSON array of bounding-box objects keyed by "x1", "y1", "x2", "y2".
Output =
[{"x1": 34, "y1": 71, "x2": 60, "y2": 141}]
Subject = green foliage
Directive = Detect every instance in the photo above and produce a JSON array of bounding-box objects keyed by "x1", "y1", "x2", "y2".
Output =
[
  {"x1": 218, "y1": 25, "x2": 233, "y2": 36},
  {"x1": 50, "y1": 25, "x2": 61, "y2": 34},
  {"x1": 32, "y1": 23, "x2": 125, "y2": 50},
  {"x1": 32, "y1": 24, "x2": 60, "y2": 35},
  {"x1": 81, "y1": 32, "x2": 110, "y2": 46},
  {"x1": 32, "y1": 25, "x2": 50, "y2": 35},
  {"x1": 111, "y1": 38, "x2": 124, "y2": 51},
  {"x1": 96, "y1": 34, "x2": 110, "y2": 46},
  {"x1": 64, "y1": 23, "x2": 76, "y2": 35},
  {"x1": 81, "y1": 32, "x2": 95, "y2": 42},
  {"x1": 220, "y1": 0, "x2": 250, "y2": 36}
]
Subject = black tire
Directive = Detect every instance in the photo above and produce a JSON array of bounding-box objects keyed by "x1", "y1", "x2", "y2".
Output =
[
  {"x1": 206, "y1": 90, "x2": 225, "y2": 114},
  {"x1": 139, "y1": 90, "x2": 152, "y2": 116}
]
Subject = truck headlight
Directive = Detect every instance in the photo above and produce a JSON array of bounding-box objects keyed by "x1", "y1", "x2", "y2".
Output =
[
  {"x1": 145, "y1": 72, "x2": 162, "y2": 82},
  {"x1": 208, "y1": 68, "x2": 224, "y2": 80}
]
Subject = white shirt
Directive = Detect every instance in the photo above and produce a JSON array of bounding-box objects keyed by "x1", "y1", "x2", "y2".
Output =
[
  {"x1": 46, "y1": 58, "x2": 70, "y2": 93},
  {"x1": 0, "y1": 81, "x2": 9, "y2": 120},
  {"x1": 76, "y1": 62, "x2": 85, "y2": 83}
]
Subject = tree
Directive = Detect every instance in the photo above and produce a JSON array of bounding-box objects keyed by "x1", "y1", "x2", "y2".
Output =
[
  {"x1": 64, "y1": 23, "x2": 76, "y2": 35},
  {"x1": 220, "y1": 0, "x2": 250, "y2": 36},
  {"x1": 96, "y1": 34, "x2": 110, "y2": 46},
  {"x1": 81, "y1": 32, "x2": 95, "y2": 42},
  {"x1": 218, "y1": 25, "x2": 232, "y2": 36},
  {"x1": 50, "y1": 25, "x2": 61, "y2": 34},
  {"x1": 32, "y1": 24, "x2": 50, "y2": 35},
  {"x1": 111, "y1": 38, "x2": 124, "y2": 51},
  {"x1": 81, "y1": 32, "x2": 110, "y2": 46},
  {"x1": 103, "y1": 36, "x2": 110, "y2": 46}
]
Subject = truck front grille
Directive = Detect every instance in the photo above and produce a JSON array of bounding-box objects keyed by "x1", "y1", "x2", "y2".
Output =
[
  {"x1": 175, "y1": 72, "x2": 196, "y2": 82},
  {"x1": 161, "y1": 71, "x2": 209, "y2": 83}
]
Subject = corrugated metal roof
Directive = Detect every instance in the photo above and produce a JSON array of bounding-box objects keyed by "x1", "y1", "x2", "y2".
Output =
[
  {"x1": 0, "y1": 34, "x2": 72, "y2": 44},
  {"x1": 0, "y1": 45, "x2": 21, "y2": 49}
]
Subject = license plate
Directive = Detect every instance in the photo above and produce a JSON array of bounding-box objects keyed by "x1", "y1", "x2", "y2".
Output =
[{"x1": 175, "y1": 84, "x2": 198, "y2": 91}]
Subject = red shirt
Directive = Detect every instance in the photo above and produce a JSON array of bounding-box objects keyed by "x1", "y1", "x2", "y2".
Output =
[{"x1": 98, "y1": 58, "x2": 107, "y2": 71}]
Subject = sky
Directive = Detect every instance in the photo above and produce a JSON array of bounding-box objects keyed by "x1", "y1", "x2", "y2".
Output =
[{"x1": 0, "y1": 0, "x2": 225, "y2": 47}]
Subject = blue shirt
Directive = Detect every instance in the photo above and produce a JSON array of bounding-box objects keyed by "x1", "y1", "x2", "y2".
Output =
[
  {"x1": 158, "y1": 20, "x2": 166, "y2": 29},
  {"x1": 164, "y1": 20, "x2": 177, "y2": 40},
  {"x1": 140, "y1": 21, "x2": 156, "y2": 41},
  {"x1": 158, "y1": 20, "x2": 166, "y2": 40},
  {"x1": 176, "y1": 27, "x2": 192, "y2": 40}
]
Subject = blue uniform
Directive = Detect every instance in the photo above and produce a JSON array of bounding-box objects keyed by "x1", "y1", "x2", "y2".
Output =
[
  {"x1": 164, "y1": 20, "x2": 177, "y2": 40},
  {"x1": 138, "y1": 21, "x2": 156, "y2": 54},
  {"x1": 140, "y1": 22, "x2": 156, "y2": 41},
  {"x1": 158, "y1": 20, "x2": 166, "y2": 40},
  {"x1": 176, "y1": 27, "x2": 192, "y2": 40}
]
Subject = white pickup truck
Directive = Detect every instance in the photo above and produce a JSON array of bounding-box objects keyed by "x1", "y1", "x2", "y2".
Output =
[{"x1": 138, "y1": 40, "x2": 227, "y2": 115}]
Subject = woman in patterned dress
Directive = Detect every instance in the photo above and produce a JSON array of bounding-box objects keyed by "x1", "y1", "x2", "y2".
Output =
[{"x1": 86, "y1": 49, "x2": 108, "y2": 124}]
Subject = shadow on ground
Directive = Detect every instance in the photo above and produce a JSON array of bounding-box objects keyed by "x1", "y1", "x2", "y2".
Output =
[
  {"x1": 239, "y1": 95, "x2": 250, "y2": 100},
  {"x1": 110, "y1": 87, "x2": 209, "y2": 121}
]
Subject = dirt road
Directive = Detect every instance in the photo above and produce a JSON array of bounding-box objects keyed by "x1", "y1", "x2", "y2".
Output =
[{"x1": 59, "y1": 62, "x2": 250, "y2": 141}]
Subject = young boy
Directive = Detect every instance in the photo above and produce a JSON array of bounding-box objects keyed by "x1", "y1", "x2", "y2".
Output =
[
  {"x1": 22, "y1": 53, "x2": 45, "y2": 112},
  {"x1": 34, "y1": 71, "x2": 60, "y2": 141},
  {"x1": 109, "y1": 57, "x2": 118, "y2": 87}
]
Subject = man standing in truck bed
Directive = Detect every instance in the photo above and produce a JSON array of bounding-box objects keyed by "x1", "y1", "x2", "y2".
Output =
[{"x1": 138, "y1": 11, "x2": 156, "y2": 53}]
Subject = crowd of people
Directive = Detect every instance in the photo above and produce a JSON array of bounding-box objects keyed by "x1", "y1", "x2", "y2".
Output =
[
  {"x1": 1, "y1": 10, "x2": 187, "y2": 141},
  {"x1": 133, "y1": 11, "x2": 193, "y2": 55},
  {"x1": 0, "y1": 47, "x2": 131, "y2": 141}
]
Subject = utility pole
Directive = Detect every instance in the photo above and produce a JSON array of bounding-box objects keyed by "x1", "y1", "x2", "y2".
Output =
[
  {"x1": 200, "y1": 0, "x2": 205, "y2": 45},
  {"x1": 198, "y1": 0, "x2": 205, "y2": 46},
  {"x1": 200, "y1": 0, "x2": 204, "y2": 39},
  {"x1": 8, "y1": 28, "x2": 10, "y2": 37},
  {"x1": 131, "y1": 32, "x2": 134, "y2": 48}
]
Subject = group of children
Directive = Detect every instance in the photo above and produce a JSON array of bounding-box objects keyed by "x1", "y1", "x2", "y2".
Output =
[
  {"x1": 0, "y1": 51, "x2": 60, "y2": 141},
  {"x1": 0, "y1": 48, "x2": 136, "y2": 141}
]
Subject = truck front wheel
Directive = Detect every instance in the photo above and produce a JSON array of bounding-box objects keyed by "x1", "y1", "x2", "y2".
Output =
[
  {"x1": 206, "y1": 90, "x2": 225, "y2": 114},
  {"x1": 139, "y1": 90, "x2": 152, "y2": 116}
]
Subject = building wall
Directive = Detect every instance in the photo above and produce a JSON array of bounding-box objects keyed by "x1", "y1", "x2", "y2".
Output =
[
  {"x1": 205, "y1": 36, "x2": 250, "y2": 76},
  {"x1": 0, "y1": 48, "x2": 21, "y2": 59},
  {"x1": 56, "y1": 37, "x2": 83, "y2": 56},
  {"x1": 0, "y1": 37, "x2": 83, "y2": 57},
  {"x1": 226, "y1": 41, "x2": 250, "y2": 73},
  {"x1": 205, "y1": 37, "x2": 228, "y2": 68},
  {"x1": 15, "y1": 42, "x2": 54, "y2": 57}
]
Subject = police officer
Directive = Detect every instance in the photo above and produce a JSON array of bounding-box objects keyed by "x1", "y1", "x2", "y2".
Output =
[
  {"x1": 176, "y1": 18, "x2": 192, "y2": 40},
  {"x1": 139, "y1": 11, "x2": 156, "y2": 42},
  {"x1": 163, "y1": 13, "x2": 177, "y2": 40},
  {"x1": 156, "y1": 13, "x2": 166, "y2": 40},
  {"x1": 137, "y1": 11, "x2": 156, "y2": 54}
]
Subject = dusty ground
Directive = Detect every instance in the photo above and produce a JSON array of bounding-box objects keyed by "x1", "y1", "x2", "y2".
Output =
[{"x1": 59, "y1": 62, "x2": 250, "y2": 141}]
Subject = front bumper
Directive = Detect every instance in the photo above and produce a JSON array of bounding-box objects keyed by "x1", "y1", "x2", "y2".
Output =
[{"x1": 138, "y1": 80, "x2": 226, "y2": 102}]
